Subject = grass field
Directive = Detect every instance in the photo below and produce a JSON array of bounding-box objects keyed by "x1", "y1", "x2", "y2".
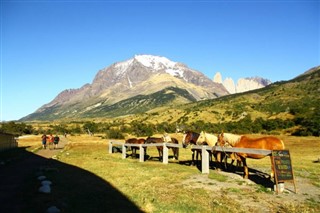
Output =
[{"x1": 17, "y1": 134, "x2": 320, "y2": 212}]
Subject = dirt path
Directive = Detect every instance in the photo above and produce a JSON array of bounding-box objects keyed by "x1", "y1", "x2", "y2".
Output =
[
  {"x1": 37, "y1": 136, "x2": 68, "y2": 158},
  {"x1": 0, "y1": 136, "x2": 68, "y2": 213}
]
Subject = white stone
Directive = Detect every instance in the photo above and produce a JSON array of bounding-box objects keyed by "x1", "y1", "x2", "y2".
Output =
[
  {"x1": 37, "y1": 175, "x2": 46, "y2": 181},
  {"x1": 46, "y1": 206, "x2": 61, "y2": 213},
  {"x1": 41, "y1": 180, "x2": 52, "y2": 186},
  {"x1": 39, "y1": 185, "x2": 51, "y2": 193}
]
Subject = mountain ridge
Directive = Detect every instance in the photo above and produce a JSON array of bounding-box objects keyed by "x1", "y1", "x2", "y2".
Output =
[
  {"x1": 213, "y1": 72, "x2": 272, "y2": 94},
  {"x1": 21, "y1": 55, "x2": 229, "y2": 121}
]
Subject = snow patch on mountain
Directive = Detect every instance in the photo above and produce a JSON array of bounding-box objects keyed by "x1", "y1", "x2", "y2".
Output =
[
  {"x1": 134, "y1": 55, "x2": 176, "y2": 70},
  {"x1": 166, "y1": 69, "x2": 184, "y2": 78},
  {"x1": 113, "y1": 59, "x2": 133, "y2": 77},
  {"x1": 127, "y1": 76, "x2": 133, "y2": 88}
]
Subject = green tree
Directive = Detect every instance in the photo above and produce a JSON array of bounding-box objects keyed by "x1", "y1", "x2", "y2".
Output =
[{"x1": 83, "y1": 122, "x2": 98, "y2": 134}]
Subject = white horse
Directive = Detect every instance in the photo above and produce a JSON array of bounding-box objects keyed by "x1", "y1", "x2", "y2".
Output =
[
  {"x1": 196, "y1": 131, "x2": 217, "y2": 146},
  {"x1": 215, "y1": 133, "x2": 243, "y2": 170},
  {"x1": 197, "y1": 131, "x2": 241, "y2": 170},
  {"x1": 195, "y1": 131, "x2": 225, "y2": 168}
]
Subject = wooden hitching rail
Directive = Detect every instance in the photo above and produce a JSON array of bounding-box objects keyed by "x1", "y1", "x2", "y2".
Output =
[{"x1": 108, "y1": 141, "x2": 271, "y2": 174}]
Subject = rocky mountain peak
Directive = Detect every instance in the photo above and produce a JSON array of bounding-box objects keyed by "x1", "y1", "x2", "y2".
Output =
[
  {"x1": 213, "y1": 72, "x2": 271, "y2": 94},
  {"x1": 213, "y1": 72, "x2": 223, "y2": 84},
  {"x1": 39, "y1": 55, "x2": 229, "y2": 118},
  {"x1": 133, "y1": 54, "x2": 177, "y2": 70}
]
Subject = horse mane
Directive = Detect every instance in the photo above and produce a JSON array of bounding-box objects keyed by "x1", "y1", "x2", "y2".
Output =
[
  {"x1": 222, "y1": 133, "x2": 242, "y2": 146},
  {"x1": 198, "y1": 131, "x2": 217, "y2": 146}
]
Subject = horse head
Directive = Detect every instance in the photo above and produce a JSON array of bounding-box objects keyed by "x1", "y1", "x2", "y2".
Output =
[
  {"x1": 145, "y1": 136, "x2": 152, "y2": 144},
  {"x1": 182, "y1": 132, "x2": 188, "y2": 148},
  {"x1": 217, "y1": 132, "x2": 225, "y2": 146},
  {"x1": 182, "y1": 131, "x2": 194, "y2": 148},
  {"x1": 196, "y1": 131, "x2": 206, "y2": 145}
]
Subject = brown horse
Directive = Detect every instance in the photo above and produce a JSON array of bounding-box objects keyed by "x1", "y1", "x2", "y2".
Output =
[
  {"x1": 125, "y1": 138, "x2": 146, "y2": 158},
  {"x1": 145, "y1": 135, "x2": 179, "y2": 160},
  {"x1": 182, "y1": 131, "x2": 203, "y2": 166},
  {"x1": 217, "y1": 133, "x2": 285, "y2": 179}
]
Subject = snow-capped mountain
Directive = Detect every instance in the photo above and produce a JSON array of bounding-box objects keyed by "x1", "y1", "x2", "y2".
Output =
[
  {"x1": 21, "y1": 55, "x2": 229, "y2": 120},
  {"x1": 213, "y1": 72, "x2": 271, "y2": 94}
]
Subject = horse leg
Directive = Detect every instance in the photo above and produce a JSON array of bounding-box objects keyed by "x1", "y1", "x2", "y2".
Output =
[
  {"x1": 241, "y1": 157, "x2": 249, "y2": 179},
  {"x1": 157, "y1": 147, "x2": 163, "y2": 161},
  {"x1": 223, "y1": 153, "x2": 228, "y2": 170},
  {"x1": 219, "y1": 152, "x2": 227, "y2": 170},
  {"x1": 196, "y1": 150, "x2": 201, "y2": 166},
  {"x1": 269, "y1": 156, "x2": 274, "y2": 179},
  {"x1": 144, "y1": 147, "x2": 148, "y2": 159},
  {"x1": 215, "y1": 152, "x2": 221, "y2": 171},
  {"x1": 173, "y1": 148, "x2": 179, "y2": 160},
  {"x1": 191, "y1": 150, "x2": 195, "y2": 166},
  {"x1": 176, "y1": 148, "x2": 179, "y2": 160},
  {"x1": 230, "y1": 159, "x2": 235, "y2": 171},
  {"x1": 228, "y1": 153, "x2": 236, "y2": 171},
  {"x1": 237, "y1": 159, "x2": 242, "y2": 167},
  {"x1": 132, "y1": 147, "x2": 136, "y2": 158}
]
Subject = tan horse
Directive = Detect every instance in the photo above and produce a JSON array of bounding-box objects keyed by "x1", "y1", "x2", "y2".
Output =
[
  {"x1": 217, "y1": 133, "x2": 285, "y2": 179},
  {"x1": 196, "y1": 131, "x2": 230, "y2": 170},
  {"x1": 196, "y1": 131, "x2": 217, "y2": 146}
]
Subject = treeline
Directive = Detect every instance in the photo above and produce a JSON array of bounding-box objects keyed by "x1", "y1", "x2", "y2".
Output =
[
  {"x1": 1, "y1": 114, "x2": 319, "y2": 138},
  {"x1": 0, "y1": 121, "x2": 34, "y2": 136}
]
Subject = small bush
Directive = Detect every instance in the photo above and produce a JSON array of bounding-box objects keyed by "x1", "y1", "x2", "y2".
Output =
[{"x1": 105, "y1": 129, "x2": 125, "y2": 139}]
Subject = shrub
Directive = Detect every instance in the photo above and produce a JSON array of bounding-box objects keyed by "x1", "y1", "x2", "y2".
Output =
[{"x1": 106, "y1": 129, "x2": 125, "y2": 139}]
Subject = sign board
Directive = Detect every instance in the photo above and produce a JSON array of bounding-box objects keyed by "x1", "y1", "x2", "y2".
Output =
[{"x1": 271, "y1": 150, "x2": 297, "y2": 193}]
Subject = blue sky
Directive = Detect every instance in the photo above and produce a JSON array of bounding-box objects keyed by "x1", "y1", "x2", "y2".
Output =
[{"x1": 1, "y1": 0, "x2": 319, "y2": 121}]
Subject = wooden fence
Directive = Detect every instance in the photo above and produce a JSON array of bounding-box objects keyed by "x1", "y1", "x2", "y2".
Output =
[
  {"x1": 109, "y1": 141, "x2": 182, "y2": 164},
  {"x1": 108, "y1": 141, "x2": 271, "y2": 174},
  {"x1": 0, "y1": 133, "x2": 18, "y2": 152}
]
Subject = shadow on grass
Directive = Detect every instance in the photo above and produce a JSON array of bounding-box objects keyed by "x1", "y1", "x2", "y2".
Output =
[
  {"x1": 217, "y1": 163, "x2": 274, "y2": 189},
  {"x1": 0, "y1": 147, "x2": 144, "y2": 213},
  {"x1": 178, "y1": 159, "x2": 274, "y2": 189},
  {"x1": 112, "y1": 149, "x2": 274, "y2": 190}
]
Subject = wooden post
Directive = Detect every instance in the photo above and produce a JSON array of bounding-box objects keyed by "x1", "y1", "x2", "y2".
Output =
[
  {"x1": 201, "y1": 146, "x2": 209, "y2": 174},
  {"x1": 122, "y1": 144, "x2": 127, "y2": 159},
  {"x1": 108, "y1": 142, "x2": 113, "y2": 154},
  {"x1": 139, "y1": 145, "x2": 144, "y2": 162},
  {"x1": 163, "y1": 143, "x2": 168, "y2": 164}
]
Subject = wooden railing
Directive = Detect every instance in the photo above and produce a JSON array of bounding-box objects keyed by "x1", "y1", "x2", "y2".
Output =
[
  {"x1": 108, "y1": 141, "x2": 271, "y2": 174},
  {"x1": 109, "y1": 141, "x2": 182, "y2": 164}
]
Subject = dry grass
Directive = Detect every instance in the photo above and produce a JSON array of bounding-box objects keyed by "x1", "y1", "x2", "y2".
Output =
[
  {"x1": 17, "y1": 134, "x2": 320, "y2": 212},
  {"x1": 17, "y1": 135, "x2": 44, "y2": 152}
]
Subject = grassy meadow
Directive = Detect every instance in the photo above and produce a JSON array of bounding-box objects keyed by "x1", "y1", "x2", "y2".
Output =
[{"x1": 17, "y1": 134, "x2": 320, "y2": 212}]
